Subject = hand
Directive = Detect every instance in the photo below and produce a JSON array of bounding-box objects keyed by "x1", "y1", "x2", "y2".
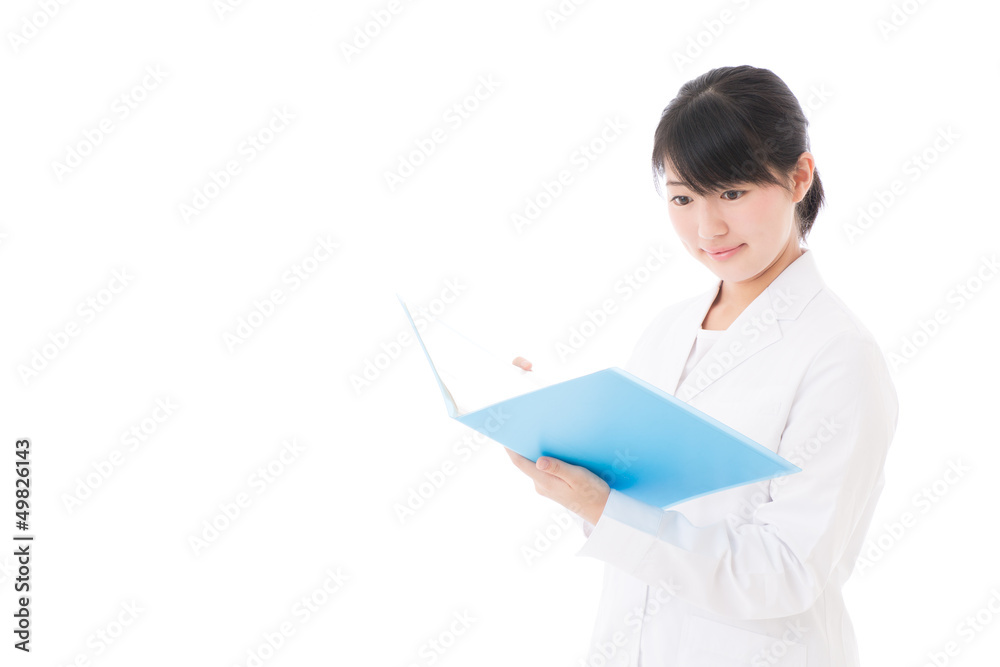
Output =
[
  {"x1": 506, "y1": 356, "x2": 610, "y2": 524},
  {"x1": 504, "y1": 448, "x2": 610, "y2": 527}
]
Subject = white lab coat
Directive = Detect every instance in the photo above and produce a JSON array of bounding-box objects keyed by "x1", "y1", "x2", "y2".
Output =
[{"x1": 574, "y1": 248, "x2": 898, "y2": 666}]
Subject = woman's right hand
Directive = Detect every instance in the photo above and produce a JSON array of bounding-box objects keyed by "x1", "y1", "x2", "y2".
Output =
[{"x1": 512, "y1": 356, "x2": 532, "y2": 372}]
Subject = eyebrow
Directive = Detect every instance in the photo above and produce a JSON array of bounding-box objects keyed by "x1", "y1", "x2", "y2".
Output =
[{"x1": 666, "y1": 180, "x2": 744, "y2": 191}]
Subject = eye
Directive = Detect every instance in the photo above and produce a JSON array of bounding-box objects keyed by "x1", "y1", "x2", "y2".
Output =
[
  {"x1": 722, "y1": 190, "x2": 745, "y2": 201},
  {"x1": 670, "y1": 195, "x2": 692, "y2": 206}
]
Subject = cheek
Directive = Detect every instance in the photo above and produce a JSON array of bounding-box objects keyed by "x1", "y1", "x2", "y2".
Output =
[
  {"x1": 667, "y1": 208, "x2": 696, "y2": 240},
  {"x1": 732, "y1": 195, "x2": 784, "y2": 239}
]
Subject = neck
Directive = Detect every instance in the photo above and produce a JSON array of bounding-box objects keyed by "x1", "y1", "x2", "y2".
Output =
[{"x1": 717, "y1": 240, "x2": 804, "y2": 310}]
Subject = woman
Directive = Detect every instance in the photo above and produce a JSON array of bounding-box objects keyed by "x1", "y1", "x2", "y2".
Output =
[{"x1": 506, "y1": 65, "x2": 898, "y2": 666}]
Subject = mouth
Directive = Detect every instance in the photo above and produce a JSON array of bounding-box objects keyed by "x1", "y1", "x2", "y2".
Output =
[{"x1": 703, "y1": 244, "x2": 745, "y2": 260}]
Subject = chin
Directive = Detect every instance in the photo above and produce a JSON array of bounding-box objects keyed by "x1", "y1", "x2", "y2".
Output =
[{"x1": 703, "y1": 259, "x2": 755, "y2": 283}]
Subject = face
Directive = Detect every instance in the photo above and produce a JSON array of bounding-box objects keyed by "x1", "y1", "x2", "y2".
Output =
[{"x1": 663, "y1": 153, "x2": 814, "y2": 288}]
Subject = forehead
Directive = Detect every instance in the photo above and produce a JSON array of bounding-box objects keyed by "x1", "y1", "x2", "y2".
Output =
[
  {"x1": 661, "y1": 162, "x2": 698, "y2": 188},
  {"x1": 662, "y1": 160, "x2": 756, "y2": 191}
]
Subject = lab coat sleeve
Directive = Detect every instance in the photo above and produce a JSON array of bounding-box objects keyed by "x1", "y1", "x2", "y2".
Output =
[
  {"x1": 575, "y1": 330, "x2": 899, "y2": 619},
  {"x1": 571, "y1": 512, "x2": 596, "y2": 538}
]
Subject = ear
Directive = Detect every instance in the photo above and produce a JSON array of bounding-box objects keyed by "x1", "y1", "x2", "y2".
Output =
[{"x1": 791, "y1": 152, "x2": 815, "y2": 203}]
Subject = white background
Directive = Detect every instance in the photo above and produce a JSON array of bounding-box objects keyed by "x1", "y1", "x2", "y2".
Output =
[{"x1": 2, "y1": 0, "x2": 998, "y2": 665}]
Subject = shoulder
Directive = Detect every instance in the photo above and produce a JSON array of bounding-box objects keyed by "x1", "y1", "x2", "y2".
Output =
[
  {"x1": 788, "y1": 279, "x2": 880, "y2": 345},
  {"x1": 794, "y1": 286, "x2": 893, "y2": 384}
]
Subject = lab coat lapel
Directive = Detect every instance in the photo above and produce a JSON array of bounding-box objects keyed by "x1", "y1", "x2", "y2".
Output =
[
  {"x1": 646, "y1": 286, "x2": 719, "y2": 399},
  {"x1": 658, "y1": 249, "x2": 825, "y2": 403}
]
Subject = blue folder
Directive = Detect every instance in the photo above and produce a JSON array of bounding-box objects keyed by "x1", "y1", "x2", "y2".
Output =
[{"x1": 398, "y1": 294, "x2": 800, "y2": 508}]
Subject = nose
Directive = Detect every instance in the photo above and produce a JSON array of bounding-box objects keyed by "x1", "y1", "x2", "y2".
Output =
[{"x1": 696, "y1": 201, "x2": 728, "y2": 240}]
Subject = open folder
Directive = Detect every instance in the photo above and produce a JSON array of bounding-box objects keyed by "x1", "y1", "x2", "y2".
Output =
[{"x1": 397, "y1": 293, "x2": 800, "y2": 508}]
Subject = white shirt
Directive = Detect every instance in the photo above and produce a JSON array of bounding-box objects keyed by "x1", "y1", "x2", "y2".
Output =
[
  {"x1": 679, "y1": 327, "x2": 726, "y2": 387},
  {"x1": 574, "y1": 248, "x2": 899, "y2": 666}
]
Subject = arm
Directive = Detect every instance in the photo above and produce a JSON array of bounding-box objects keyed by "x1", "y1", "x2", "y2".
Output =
[{"x1": 575, "y1": 331, "x2": 899, "y2": 619}]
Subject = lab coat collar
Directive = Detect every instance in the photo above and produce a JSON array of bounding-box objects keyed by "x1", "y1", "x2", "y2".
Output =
[{"x1": 662, "y1": 247, "x2": 826, "y2": 402}]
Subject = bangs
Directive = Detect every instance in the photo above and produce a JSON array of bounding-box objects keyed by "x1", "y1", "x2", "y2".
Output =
[{"x1": 654, "y1": 91, "x2": 783, "y2": 197}]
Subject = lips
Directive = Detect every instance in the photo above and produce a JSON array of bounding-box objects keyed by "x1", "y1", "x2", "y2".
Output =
[{"x1": 704, "y1": 244, "x2": 742, "y2": 254}]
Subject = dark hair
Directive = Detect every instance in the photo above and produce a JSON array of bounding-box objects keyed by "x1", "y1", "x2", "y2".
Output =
[{"x1": 651, "y1": 65, "x2": 824, "y2": 242}]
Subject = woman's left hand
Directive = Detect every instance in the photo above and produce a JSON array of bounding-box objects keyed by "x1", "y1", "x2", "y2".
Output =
[{"x1": 505, "y1": 448, "x2": 610, "y2": 526}]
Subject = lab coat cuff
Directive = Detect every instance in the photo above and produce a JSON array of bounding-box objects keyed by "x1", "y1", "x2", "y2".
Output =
[
  {"x1": 574, "y1": 489, "x2": 663, "y2": 569},
  {"x1": 571, "y1": 512, "x2": 596, "y2": 538}
]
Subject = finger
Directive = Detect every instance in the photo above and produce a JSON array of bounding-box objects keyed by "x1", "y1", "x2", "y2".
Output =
[
  {"x1": 506, "y1": 449, "x2": 563, "y2": 488},
  {"x1": 536, "y1": 456, "x2": 555, "y2": 473},
  {"x1": 505, "y1": 447, "x2": 534, "y2": 471},
  {"x1": 537, "y1": 456, "x2": 596, "y2": 491},
  {"x1": 535, "y1": 456, "x2": 576, "y2": 485},
  {"x1": 512, "y1": 356, "x2": 532, "y2": 371}
]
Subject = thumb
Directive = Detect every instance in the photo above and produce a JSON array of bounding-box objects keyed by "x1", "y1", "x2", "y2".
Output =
[
  {"x1": 512, "y1": 356, "x2": 533, "y2": 372},
  {"x1": 536, "y1": 456, "x2": 556, "y2": 473}
]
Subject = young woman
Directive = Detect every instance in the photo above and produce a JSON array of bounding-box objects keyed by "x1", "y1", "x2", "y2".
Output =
[{"x1": 506, "y1": 65, "x2": 898, "y2": 666}]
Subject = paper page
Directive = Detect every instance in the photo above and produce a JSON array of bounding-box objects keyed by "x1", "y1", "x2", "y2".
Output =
[{"x1": 397, "y1": 294, "x2": 553, "y2": 416}]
